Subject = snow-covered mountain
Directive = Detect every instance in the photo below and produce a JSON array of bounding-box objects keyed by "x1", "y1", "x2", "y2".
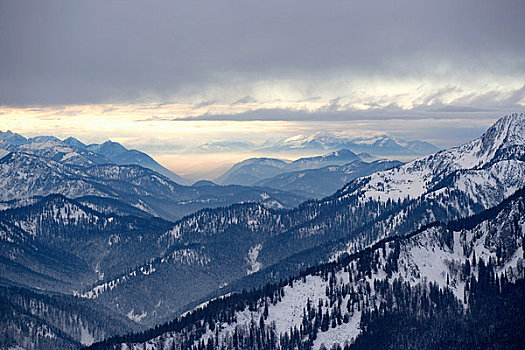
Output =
[
  {"x1": 342, "y1": 112, "x2": 525, "y2": 207},
  {"x1": 77, "y1": 113, "x2": 525, "y2": 327},
  {"x1": 87, "y1": 186, "x2": 525, "y2": 350},
  {"x1": 2, "y1": 113, "x2": 524, "y2": 349},
  {"x1": 256, "y1": 159, "x2": 403, "y2": 199},
  {"x1": 0, "y1": 130, "x2": 29, "y2": 147},
  {"x1": 0, "y1": 135, "x2": 108, "y2": 167},
  {"x1": 0, "y1": 151, "x2": 305, "y2": 221},
  {"x1": 257, "y1": 133, "x2": 440, "y2": 157},
  {"x1": 217, "y1": 149, "x2": 363, "y2": 186},
  {"x1": 0, "y1": 131, "x2": 188, "y2": 183},
  {"x1": 85, "y1": 140, "x2": 189, "y2": 184}
]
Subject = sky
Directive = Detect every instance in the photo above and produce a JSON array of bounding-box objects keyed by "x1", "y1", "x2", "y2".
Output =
[{"x1": 1, "y1": 0, "x2": 524, "y2": 179}]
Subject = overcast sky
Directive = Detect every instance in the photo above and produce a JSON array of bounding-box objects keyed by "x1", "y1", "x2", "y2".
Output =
[{"x1": 1, "y1": 0, "x2": 524, "y2": 178}]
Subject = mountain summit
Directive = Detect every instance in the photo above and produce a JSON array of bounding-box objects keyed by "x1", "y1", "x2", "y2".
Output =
[{"x1": 342, "y1": 113, "x2": 525, "y2": 206}]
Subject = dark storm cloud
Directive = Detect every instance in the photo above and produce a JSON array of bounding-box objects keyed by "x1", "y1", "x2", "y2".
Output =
[{"x1": 0, "y1": 0, "x2": 524, "y2": 105}]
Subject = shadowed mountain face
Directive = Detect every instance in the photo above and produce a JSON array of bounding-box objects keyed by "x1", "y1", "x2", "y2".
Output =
[
  {"x1": 88, "y1": 183, "x2": 525, "y2": 350},
  {"x1": 256, "y1": 159, "x2": 404, "y2": 199},
  {"x1": 216, "y1": 149, "x2": 365, "y2": 186}
]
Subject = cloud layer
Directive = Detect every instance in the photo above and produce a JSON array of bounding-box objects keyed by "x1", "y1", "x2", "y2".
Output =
[{"x1": 1, "y1": 0, "x2": 524, "y2": 107}]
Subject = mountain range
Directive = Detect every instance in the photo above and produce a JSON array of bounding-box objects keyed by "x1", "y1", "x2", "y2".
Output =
[
  {"x1": 0, "y1": 113, "x2": 524, "y2": 349},
  {"x1": 216, "y1": 149, "x2": 370, "y2": 186},
  {"x1": 0, "y1": 133, "x2": 306, "y2": 221},
  {"x1": 258, "y1": 133, "x2": 440, "y2": 157},
  {"x1": 201, "y1": 133, "x2": 439, "y2": 158},
  {"x1": 0, "y1": 131, "x2": 187, "y2": 184}
]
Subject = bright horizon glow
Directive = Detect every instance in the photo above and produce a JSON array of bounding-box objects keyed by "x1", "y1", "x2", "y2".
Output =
[{"x1": 0, "y1": 99, "x2": 513, "y2": 180}]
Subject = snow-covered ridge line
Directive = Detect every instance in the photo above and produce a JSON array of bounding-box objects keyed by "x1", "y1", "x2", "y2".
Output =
[
  {"x1": 79, "y1": 261, "x2": 157, "y2": 299},
  {"x1": 341, "y1": 113, "x2": 525, "y2": 204},
  {"x1": 0, "y1": 131, "x2": 187, "y2": 183}
]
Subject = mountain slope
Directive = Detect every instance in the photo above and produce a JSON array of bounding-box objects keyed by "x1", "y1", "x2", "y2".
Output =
[
  {"x1": 217, "y1": 149, "x2": 362, "y2": 186},
  {"x1": 0, "y1": 152, "x2": 305, "y2": 221},
  {"x1": 342, "y1": 113, "x2": 525, "y2": 206},
  {"x1": 5, "y1": 138, "x2": 109, "y2": 167},
  {"x1": 0, "y1": 194, "x2": 173, "y2": 293},
  {"x1": 256, "y1": 159, "x2": 403, "y2": 199},
  {"x1": 0, "y1": 285, "x2": 137, "y2": 349},
  {"x1": 73, "y1": 113, "x2": 525, "y2": 327},
  {"x1": 87, "y1": 186, "x2": 525, "y2": 350}
]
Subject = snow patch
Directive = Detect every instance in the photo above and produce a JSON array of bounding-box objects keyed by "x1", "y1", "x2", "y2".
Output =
[
  {"x1": 246, "y1": 244, "x2": 262, "y2": 275},
  {"x1": 127, "y1": 309, "x2": 147, "y2": 322}
]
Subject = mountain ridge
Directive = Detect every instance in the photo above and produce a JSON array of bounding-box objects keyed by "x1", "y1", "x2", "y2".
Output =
[
  {"x1": 216, "y1": 149, "x2": 364, "y2": 186},
  {"x1": 74, "y1": 113, "x2": 525, "y2": 327},
  {"x1": 256, "y1": 133, "x2": 440, "y2": 157},
  {"x1": 0, "y1": 131, "x2": 188, "y2": 184},
  {"x1": 0, "y1": 151, "x2": 305, "y2": 221},
  {"x1": 85, "y1": 185, "x2": 525, "y2": 350}
]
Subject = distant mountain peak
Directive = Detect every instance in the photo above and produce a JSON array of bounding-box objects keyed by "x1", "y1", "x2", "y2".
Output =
[
  {"x1": 87, "y1": 140, "x2": 128, "y2": 156},
  {"x1": 27, "y1": 135, "x2": 61, "y2": 143},
  {"x1": 63, "y1": 136, "x2": 86, "y2": 148},
  {"x1": 0, "y1": 130, "x2": 28, "y2": 147},
  {"x1": 256, "y1": 131, "x2": 440, "y2": 157},
  {"x1": 323, "y1": 148, "x2": 358, "y2": 158}
]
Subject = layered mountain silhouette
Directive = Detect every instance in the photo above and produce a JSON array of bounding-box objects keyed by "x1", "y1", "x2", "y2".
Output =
[{"x1": 0, "y1": 113, "x2": 523, "y2": 349}]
